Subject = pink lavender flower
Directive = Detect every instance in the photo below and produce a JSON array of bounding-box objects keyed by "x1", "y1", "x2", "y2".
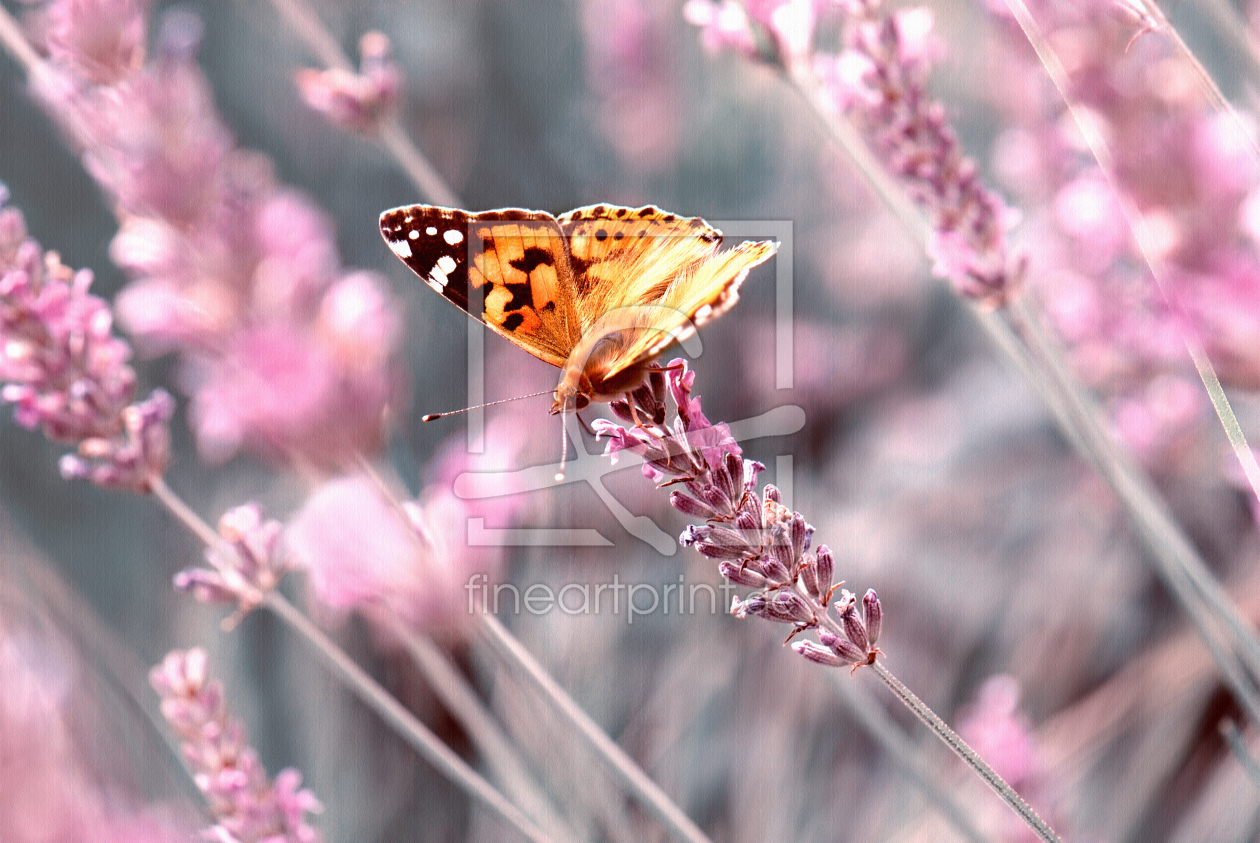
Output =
[
  {"x1": 150, "y1": 648, "x2": 323, "y2": 843},
  {"x1": 834, "y1": 6, "x2": 1021, "y2": 306},
  {"x1": 985, "y1": 0, "x2": 1260, "y2": 458},
  {"x1": 174, "y1": 504, "x2": 290, "y2": 618},
  {"x1": 295, "y1": 32, "x2": 400, "y2": 134},
  {"x1": 42, "y1": 0, "x2": 148, "y2": 85},
  {"x1": 957, "y1": 675, "x2": 1038, "y2": 789},
  {"x1": 0, "y1": 185, "x2": 171, "y2": 491},
  {"x1": 687, "y1": 1, "x2": 1022, "y2": 306},
  {"x1": 683, "y1": 0, "x2": 760, "y2": 59},
  {"x1": 31, "y1": 3, "x2": 403, "y2": 467},
  {"x1": 287, "y1": 417, "x2": 528, "y2": 635},
  {"x1": 597, "y1": 360, "x2": 882, "y2": 671},
  {"x1": 59, "y1": 386, "x2": 174, "y2": 491},
  {"x1": 0, "y1": 617, "x2": 193, "y2": 843},
  {"x1": 684, "y1": 0, "x2": 823, "y2": 68}
]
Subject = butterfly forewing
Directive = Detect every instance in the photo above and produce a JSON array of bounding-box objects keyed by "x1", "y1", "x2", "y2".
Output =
[{"x1": 379, "y1": 205, "x2": 582, "y2": 367}]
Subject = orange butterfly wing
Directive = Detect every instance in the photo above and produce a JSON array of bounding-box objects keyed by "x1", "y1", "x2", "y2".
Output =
[
  {"x1": 556, "y1": 204, "x2": 778, "y2": 394},
  {"x1": 379, "y1": 205, "x2": 582, "y2": 368}
]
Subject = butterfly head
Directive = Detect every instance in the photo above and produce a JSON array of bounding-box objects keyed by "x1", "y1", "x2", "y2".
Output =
[
  {"x1": 550, "y1": 376, "x2": 591, "y2": 416},
  {"x1": 551, "y1": 331, "x2": 655, "y2": 416}
]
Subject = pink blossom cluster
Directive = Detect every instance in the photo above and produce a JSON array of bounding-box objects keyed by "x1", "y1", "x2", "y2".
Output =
[
  {"x1": 957, "y1": 675, "x2": 1057, "y2": 839},
  {"x1": 28, "y1": 0, "x2": 402, "y2": 466},
  {"x1": 983, "y1": 0, "x2": 1260, "y2": 459},
  {"x1": 687, "y1": 0, "x2": 1022, "y2": 306},
  {"x1": 295, "y1": 31, "x2": 401, "y2": 134},
  {"x1": 285, "y1": 416, "x2": 530, "y2": 635},
  {"x1": 174, "y1": 504, "x2": 290, "y2": 620},
  {"x1": 0, "y1": 185, "x2": 171, "y2": 491},
  {"x1": 0, "y1": 620, "x2": 192, "y2": 843},
  {"x1": 150, "y1": 648, "x2": 323, "y2": 843},
  {"x1": 595, "y1": 361, "x2": 883, "y2": 671}
]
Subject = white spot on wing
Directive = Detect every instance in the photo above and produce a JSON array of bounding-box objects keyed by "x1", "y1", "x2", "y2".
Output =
[
  {"x1": 444, "y1": 229, "x2": 464, "y2": 245},
  {"x1": 388, "y1": 240, "x2": 412, "y2": 259},
  {"x1": 408, "y1": 230, "x2": 419, "y2": 240},
  {"x1": 426, "y1": 226, "x2": 438, "y2": 236},
  {"x1": 694, "y1": 303, "x2": 713, "y2": 321},
  {"x1": 428, "y1": 267, "x2": 448, "y2": 289},
  {"x1": 436, "y1": 255, "x2": 457, "y2": 275}
]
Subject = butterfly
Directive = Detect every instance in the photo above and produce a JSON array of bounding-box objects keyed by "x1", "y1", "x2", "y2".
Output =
[{"x1": 378, "y1": 203, "x2": 778, "y2": 416}]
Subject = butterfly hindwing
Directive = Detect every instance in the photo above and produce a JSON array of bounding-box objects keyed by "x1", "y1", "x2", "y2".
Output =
[
  {"x1": 556, "y1": 204, "x2": 778, "y2": 378},
  {"x1": 379, "y1": 205, "x2": 582, "y2": 367}
]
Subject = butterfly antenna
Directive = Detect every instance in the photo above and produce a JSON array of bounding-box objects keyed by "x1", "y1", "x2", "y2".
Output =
[{"x1": 421, "y1": 389, "x2": 552, "y2": 422}]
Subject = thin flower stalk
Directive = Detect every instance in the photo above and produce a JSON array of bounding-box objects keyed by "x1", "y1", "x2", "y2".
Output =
[
  {"x1": 476, "y1": 612, "x2": 714, "y2": 843},
  {"x1": 278, "y1": 454, "x2": 710, "y2": 843},
  {"x1": 593, "y1": 360, "x2": 1061, "y2": 843},
  {"x1": 268, "y1": 0, "x2": 460, "y2": 207},
  {"x1": 991, "y1": 0, "x2": 1260, "y2": 722},
  {"x1": 398, "y1": 627, "x2": 582, "y2": 843},
  {"x1": 993, "y1": 0, "x2": 1260, "y2": 485},
  {"x1": 154, "y1": 482, "x2": 555, "y2": 843},
  {"x1": 261, "y1": 593, "x2": 554, "y2": 843}
]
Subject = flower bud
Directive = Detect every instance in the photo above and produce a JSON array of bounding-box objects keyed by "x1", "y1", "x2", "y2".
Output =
[
  {"x1": 790, "y1": 512, "x2": 810, "y2": 560},
  {"x1": 723, "y1": 452, "x2": 744, "y2": 501},
  {"x1": 799, "y1": 554, "x2": 822, "y2": 601},
  {"x1": 815, "y1": 545, "x2": 834, "y2": 595},
  {"x1": 671, "y1": 490, "x2": 718, "y2": 520},
  {"x1": 819, "y1": 629, "x2": 866, "y2": 664},
  {"x1": 863, "y1": 589, "x2": 882, "y2": 647},
  {"x1": 759, "y1": 554, "x2": 789, "y2": 582},
  {"x1": 756, "y1": 591, "x2": 815, "y2": 624},
  {"x1": 793, "y1": 641, "x2": 846, "y2": 667},
  {"x1": 839, "y1": 595, "x2": 869, "y2": 653},
  {"x1": 719, "y1": 560, "x2": 768, "y2": 588}
]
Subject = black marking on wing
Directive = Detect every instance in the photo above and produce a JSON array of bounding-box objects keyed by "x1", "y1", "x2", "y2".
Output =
[
  {"x1": 510, "y1": 246, "x2": 555, "y2": 275},
  {"x1": 379, "y1": 207, "x2": 474, "y2": 311},
  {"x1": 501, "y1": 281, "x2": 533, "y2": 315}
]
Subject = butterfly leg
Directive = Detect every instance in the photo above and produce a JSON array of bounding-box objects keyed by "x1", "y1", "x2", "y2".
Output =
[{"x1": 625, "y1": 393, "x2": 644, "y2": 428}]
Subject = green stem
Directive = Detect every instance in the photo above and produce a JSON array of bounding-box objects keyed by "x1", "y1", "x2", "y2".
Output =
[{"x1": 870, "y1": 662, "x2": 1062, "y2": 843}]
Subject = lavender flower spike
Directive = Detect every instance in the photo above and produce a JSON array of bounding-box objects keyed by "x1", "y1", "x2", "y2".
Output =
[
  {"x1": 150, "y1": 648, "x2": 324, "y2": 843},
  {"x1": 0, "y1": 185, "x2": 172, "y2": 492},
  {"x1": 598, "y1": 359, "x2": 882, "y2": 673},
  {"x1": 819, "y1": 5, "x2": 1024, "y2": 306},
  {"x1": 296, "y1": 32, "x2": 401, "y2": 133}
]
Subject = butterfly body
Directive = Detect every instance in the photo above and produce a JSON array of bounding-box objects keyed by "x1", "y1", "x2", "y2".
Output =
[{"x1": 379, "y1": 203, "x2": 778, "y2": 414}]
